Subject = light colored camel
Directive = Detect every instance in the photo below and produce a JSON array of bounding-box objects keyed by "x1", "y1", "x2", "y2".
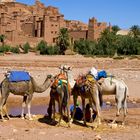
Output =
[
  {"x1": 0, "y1": 74, "x2": 53, "y2": 121},
  {"x1": 71, "y1": 74, "x2": 102, "y2": 126},
  {"x1": 48, "y1": 65, "x2": 75, "y2": 127},
  {"x1": 97, "y1": 77, "x2": 128, "y2": 125}
]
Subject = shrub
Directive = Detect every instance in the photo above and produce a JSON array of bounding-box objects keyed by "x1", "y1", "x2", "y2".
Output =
[
  {"x1": 74, "y1": 40, "x2": 97, "y2": 55},
  {"x1": 23, "y1": 42, "x2": 31, "y2": 53},
  {"x1": 0, "y1": 45, "x2": 10, "y2": 53},
  {"x1": 36, "y1": 40, "x2": 47, "y2": 55},
  {"x1": 10, "y1": 46, "x2": 20, "y2": 53},
  {"x1": 46, "y1": 45, "x2": 60, "y2": 55},
  {"x1": 0, "y1": 46, "x2": 4, "y2": 52}
]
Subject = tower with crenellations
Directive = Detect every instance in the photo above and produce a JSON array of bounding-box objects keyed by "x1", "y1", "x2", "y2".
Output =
[{"x1": 87, "y1": 17, "x2": 107, "y2": 41}]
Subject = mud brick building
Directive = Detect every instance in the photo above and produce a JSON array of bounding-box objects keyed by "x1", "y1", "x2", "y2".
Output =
[{"x1": 0, "y1": 0, "x2": 110, "y2": 46}]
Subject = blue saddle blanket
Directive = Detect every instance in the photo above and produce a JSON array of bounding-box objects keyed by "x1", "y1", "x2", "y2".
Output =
[
  {"x1": 8, "y1": 71, "x2": 30, "y2": 82},
  {"x1": 96, "y1": 70, "x2": 107, "y2": 80}
]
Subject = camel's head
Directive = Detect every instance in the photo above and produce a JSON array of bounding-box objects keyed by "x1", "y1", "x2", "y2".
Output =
[
  {"x1": 47, "y1": 74, "x2": 54, "y2": 82},
  {"x1": 64, "y1": 65, "x2": 72, "y2": 71},
  {"x1": 5, "y1": 71, "x2": 11, "y2": 78},
  {"x1": 59, "y1": 64, "x2": 72, "y2": 72},
  {"x1": 47, "y1": 74, "x2": 53, "y2": 78}
]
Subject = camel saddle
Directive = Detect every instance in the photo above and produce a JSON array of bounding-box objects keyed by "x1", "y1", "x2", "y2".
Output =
[
  {"x1": 75, "y1": 74, "x2": 96, "y2": 93},
  {"x1": 6, "y1": 71, "x2": 30, "y2": 82},
  {"x1": 86, "y1": 74, "x2": 96, "y2": 84},
  {"x1": 51, "y1": 73, "x2": 71, "y2": 92}
]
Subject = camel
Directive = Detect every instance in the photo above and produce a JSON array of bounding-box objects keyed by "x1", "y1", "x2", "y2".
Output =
[
  {"x1": 49, "y1": 80, "x2": 71, "y2": 127},
  {"x1": 0, "y1": 73, "x2": 54, "y2": 121},
  {"x1": 48, "y1": 65, "x2": 75, "y2": 127},
  {"x1": 97, "y1": 77, "x2": 128, "y2": 125},
  {"x1": 71, "y1": 74, "x2": 102, "y2": 126}
]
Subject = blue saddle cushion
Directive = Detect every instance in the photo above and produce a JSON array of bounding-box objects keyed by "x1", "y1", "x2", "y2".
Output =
[
  {"x1": 96, "y1": 70, "x2": 107, "y2": 80},
  {"x1": 8, "y1": 71, "x2": 30, "y2": 82}
]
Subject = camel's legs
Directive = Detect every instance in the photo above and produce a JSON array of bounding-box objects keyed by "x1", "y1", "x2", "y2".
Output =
[
  {"x1": 47, "y1": 98, "x2": 53, "y2": 118},
  {"x1": 52, "y1": 98, "x2": 56, "y2": 121},
  {"x1": 26, "y1": 94, "x2": 33, "y2": 120},
  {"x1": 58, "y1": 95, "x2": 63, "y2": 126},
  {"x1": 58, "y1": 99, "x2": 61, "y2": 116},
  {"x1": 112, "y1": 96, "x2": 121, "y2": 124},
  {"x1": 122, "y1": 110, "x2": 126, "y2": 125},
  {"x1": 0, "y1": 91, "x2": 10, "y2": 121},
  {"x1": 0, "y1": 107, "x2": 5, "y2": 121},
  {"x1": 0, "y1": 99, "x2": 6, "y2": 121},
  {"x1": 58, "y1": 107, "x2": 62, "y2": 126},
  {"x1": 122, "y1": 87, "x2": 128, "y2": 125},
  {"x1": 91, "y1": 89, "x2": 101, "y2": 125},
  {"x1": 113, "y1": 84, "x2": 128, "y2": 125},
  {"x1": 112, "y1": 107, "x2": 121, "y2": 124},
  {"x1": 71, "y1": 95, "x2": 78, "y2": 123},
  {"x1": 82, "y1": 98, "x2": 86, "y2": 125},
  {"x1": 66, "y1": 103, "x2": 70, "y2": 127},
  {"x1": 3, "y1": 104, "x2": 10, "y2": 120},
  {"x1": 21, "y1": 96, "x2": 27, "y2": 119},
  {"x1": 122, "y1": 98, "x2": 127, "y2": 125},
  {"x1": 113, "y1": 89, "x2": 128, "y2": 125},
  {"x1": 66, "y1": 90, "x2": 70, "y2": 127},
  {"x1": 89, "y1": 99, "x2": 93, "y2": 123}
]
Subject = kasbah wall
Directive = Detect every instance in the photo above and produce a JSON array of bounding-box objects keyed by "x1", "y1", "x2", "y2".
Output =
[{"x1": 0, "y1": 0, "x2": 111, "y2": 47}]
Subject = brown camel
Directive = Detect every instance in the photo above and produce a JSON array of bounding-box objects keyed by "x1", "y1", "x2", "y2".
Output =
[
  {"x1": 48, "y1": 65, "x2": 73, "y2": 127},
  {"x1": 71, "y1": 74, "x2": 102, "y2": 126},
  {"x1": 0, "y1": 74, "x2": 53, "y2": 121}
]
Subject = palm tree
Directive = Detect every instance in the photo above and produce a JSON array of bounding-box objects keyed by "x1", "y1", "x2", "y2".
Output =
[
  {"x1": 99, "y1": 28, "x2": 118, "y2": 55},
  {"x1": 57, "y1": 28, "x2": 70, "y2": 55},
  {"x1": 112, "y1": 25, "x2": 121, "y2": 34},
  {"x1": 130, "y1": 25, "x2": 140, "y2": 38}
]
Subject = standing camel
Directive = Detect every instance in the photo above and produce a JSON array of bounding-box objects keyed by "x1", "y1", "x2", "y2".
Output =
[
  {"x1": 97, "y1": 77, "x2": 128, "y2": 125},
  {"x1": 0, "y1": 73, "x2": 53, "y2": 121},
  {"x1": 48, "y1": 65, "x2": 75, "y2": 127},
  {"x1": 71, "y1": 74, "x2": 102, "y2": 126}
]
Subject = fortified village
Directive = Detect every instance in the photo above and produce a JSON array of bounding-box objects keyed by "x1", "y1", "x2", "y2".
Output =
[{"x1": 0, "y1": 0, "x2": 111, "y2": 47}]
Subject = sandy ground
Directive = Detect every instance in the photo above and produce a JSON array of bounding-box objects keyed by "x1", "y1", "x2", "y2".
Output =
[{"x1": 0, "y1": 53, "x2": 140, "y2": 140}]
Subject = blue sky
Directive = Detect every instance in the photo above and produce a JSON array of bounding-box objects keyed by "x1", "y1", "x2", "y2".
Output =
[{"x1": 16, "y1": 0, "x2": 140, "y2": 29}]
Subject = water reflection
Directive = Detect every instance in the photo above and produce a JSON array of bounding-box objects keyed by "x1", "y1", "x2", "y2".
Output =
[{"x1": 9, "y1": 102, "x2": 140, "y2": 116}]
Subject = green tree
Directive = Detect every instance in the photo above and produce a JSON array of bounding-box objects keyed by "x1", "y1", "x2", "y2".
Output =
[
  {"x1": 130, "y1": 25, "x2": 140, "y2": 38},
  {"x1": 57, "y1": 28, "x2": 70, "y2": 55},
  {"x1": 98, "y1": 28, "x2": 117, "y2": 55},
  {"x1": 74, "y1": 39, "x2": 97, "y2": 55},
  {"x1": 117, "y1": 35, "x2": 140, "y2": 55},
  {"x1": 112, "y1": 25, "x2": 121, "y2": 34}
]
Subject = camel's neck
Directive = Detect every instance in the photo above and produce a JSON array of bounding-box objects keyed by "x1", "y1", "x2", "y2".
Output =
[
  {"x1": 31, "y1": 77, "x2": 52, "y2": 93},
  {"x1": 66, "y1": 70, "x2": 75, "y2": 88}
]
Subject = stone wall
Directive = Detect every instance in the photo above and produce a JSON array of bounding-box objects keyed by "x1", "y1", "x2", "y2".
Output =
[{"x1": 69, "y1": 30, "x2": 87, "y2": 43}]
